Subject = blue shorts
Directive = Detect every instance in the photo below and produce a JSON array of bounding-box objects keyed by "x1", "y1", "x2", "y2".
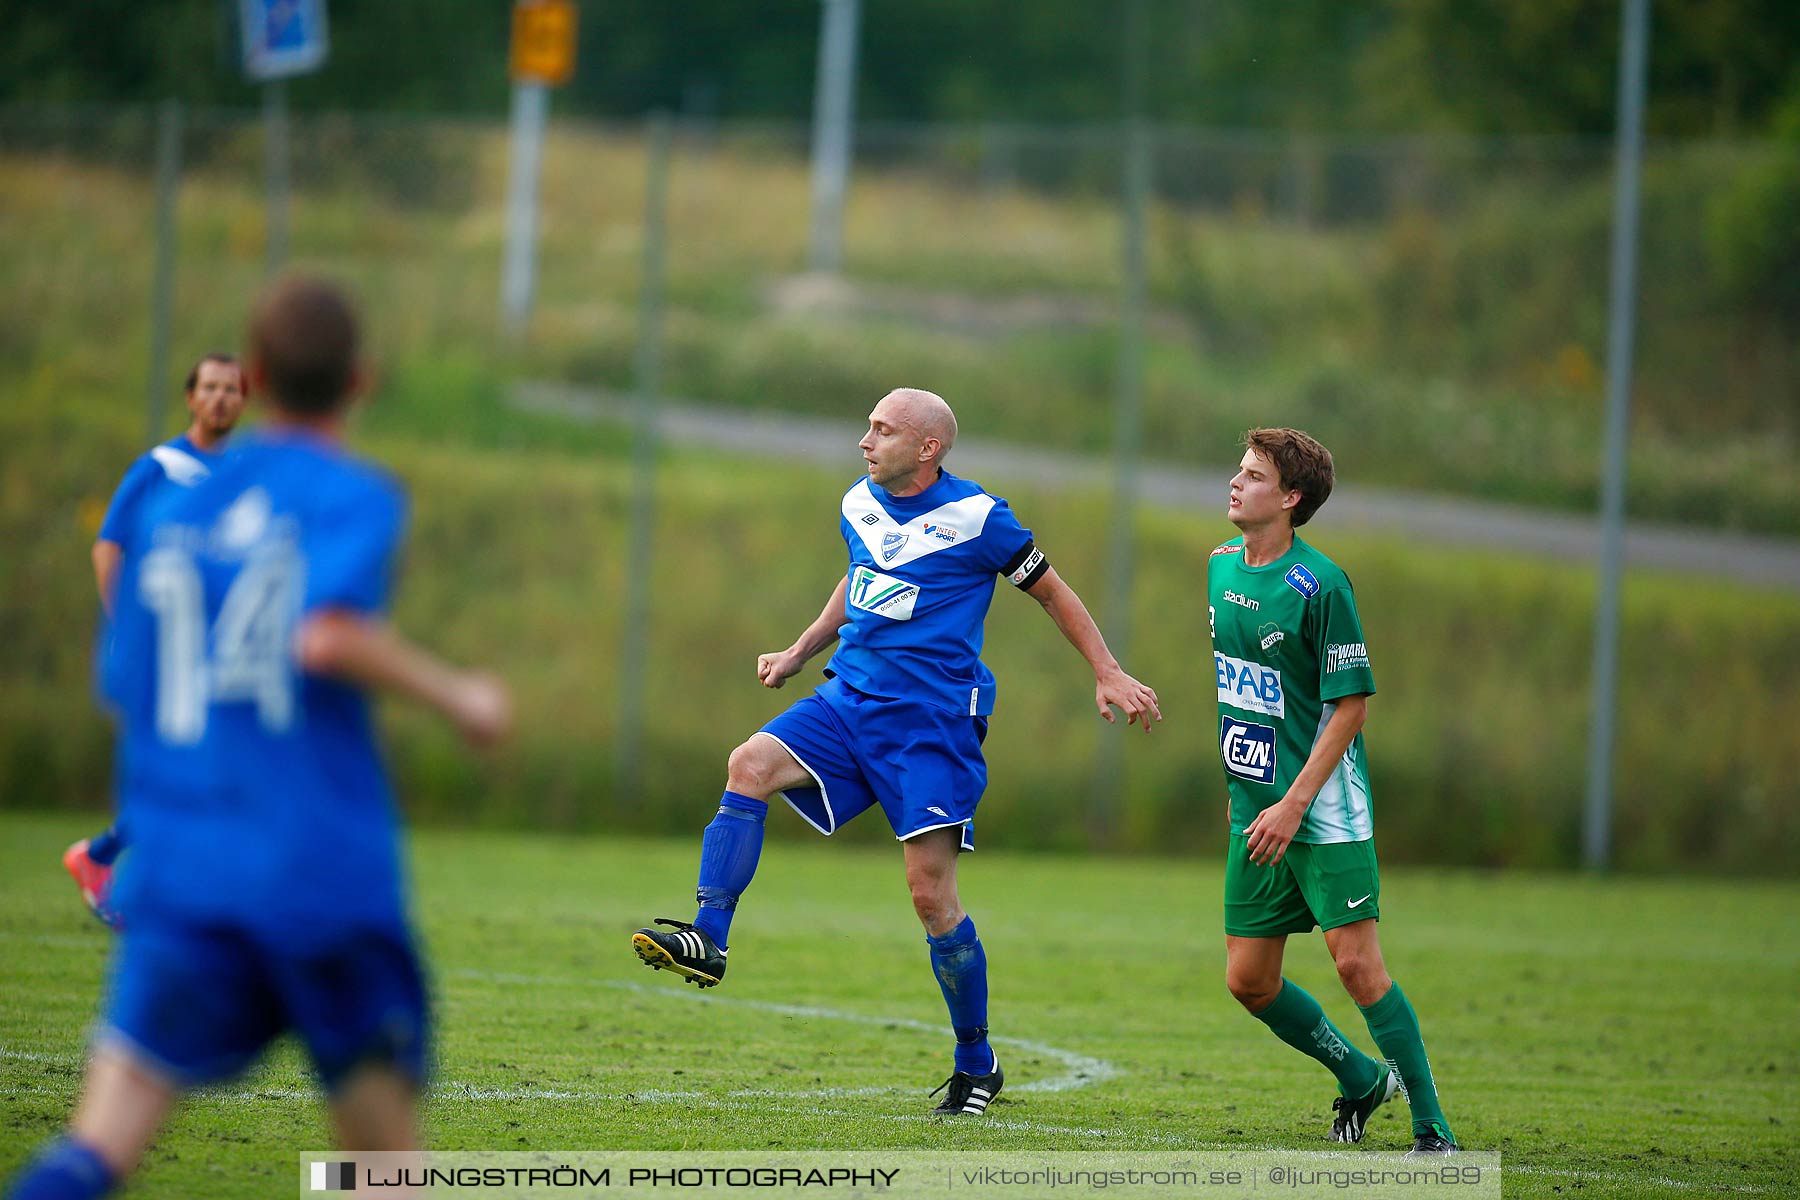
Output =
[
  {"x1": 99, "y1": 918, "x2": 430, "y2": 1093},
  {"x1": 759, "y1": 676, "x2": 988, "y2": 850}
]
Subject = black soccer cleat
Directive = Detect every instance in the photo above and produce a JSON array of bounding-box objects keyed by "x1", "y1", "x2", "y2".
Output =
[
  {"x1": 631, "y1": 918, "x2": 726, "y2": 988},
  {"x1": 1329, "y1": 1068, "x2": 1399, "y2": 1143},
  {"x1": 928, "y1": 1061, "x2": 1004, "y2": 1116},
  {"x1": 1404, "y1": 1129, "x2": 1459, "y2": 1157}
]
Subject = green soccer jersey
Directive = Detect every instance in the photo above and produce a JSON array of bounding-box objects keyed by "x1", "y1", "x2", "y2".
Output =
[{"x1": 1207, "y1": 535, "x2": 1377, "y2": 842}]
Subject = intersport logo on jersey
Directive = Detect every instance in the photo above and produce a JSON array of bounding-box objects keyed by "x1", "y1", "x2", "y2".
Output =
[{"x1": 1215, "y1": 652, "x2": 1285, "y2": 718}]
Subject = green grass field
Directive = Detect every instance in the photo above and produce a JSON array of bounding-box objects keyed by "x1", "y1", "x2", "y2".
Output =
[{"x1": 2, "y1": 812, "x2": 1794, "y2": 1199}]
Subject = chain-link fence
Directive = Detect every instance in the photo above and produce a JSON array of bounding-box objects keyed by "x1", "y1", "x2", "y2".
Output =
[{"x1": 2, "y1": 106, "x2": 1796, "y2": 868}]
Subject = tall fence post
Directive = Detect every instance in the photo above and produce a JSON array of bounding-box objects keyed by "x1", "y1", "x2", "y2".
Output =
[
  {"x1": 263, "y1": 80, "x2": 289, "y2": 273},
  {"x1": 616, "y1": 113, "x2": 674, "y2": 801},
  {"x1": 1584, "y1": 0, "x2": 1653, "y2": 871},
  {"x1": 145, "y1": 100, "x2": 184, "y2": 444}
]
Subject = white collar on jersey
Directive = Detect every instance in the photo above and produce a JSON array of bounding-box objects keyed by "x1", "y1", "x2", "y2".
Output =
[
  {"x1": 150, "y1": 444, "x2": 211, "y2": 486},
  {"x1": 842, "y1": 478, "x2": 996, "y2": 570}
]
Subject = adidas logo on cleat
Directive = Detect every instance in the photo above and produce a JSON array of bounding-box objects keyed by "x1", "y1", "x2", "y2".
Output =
[
  {"x1": 631, "y1": 918, "x2": 726, "y2": 988},
  {"x1": 929, "y1": 1062, "x2": 1004, "y2": 1116}
]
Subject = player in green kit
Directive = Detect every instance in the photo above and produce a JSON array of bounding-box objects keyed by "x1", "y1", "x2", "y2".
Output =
[{"x1": 1208, "y1": 428, "x2": 1457, "y2": 1155}]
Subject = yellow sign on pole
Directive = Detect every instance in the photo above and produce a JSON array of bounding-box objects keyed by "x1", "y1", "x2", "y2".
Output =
[{"x1": 510, "y1": 0, "x2": 578, "y2": 87}]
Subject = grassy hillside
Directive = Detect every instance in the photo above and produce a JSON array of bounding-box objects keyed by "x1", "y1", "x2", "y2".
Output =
[
  {"x1": 3, "y1": 380, "x2": 1796, "y2": 870},
  {"x1": 1, "y1": 114, "x2": 1795, "y2": 532}
]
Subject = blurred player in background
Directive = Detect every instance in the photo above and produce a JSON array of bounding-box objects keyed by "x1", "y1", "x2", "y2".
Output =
[
  {"x1": 8, "y1": 276, "x2": 511, "y2": 1200},
  {"x1": 630, "y1": 387, "x2": 1160, "y2": 1117},
  {"x1": 1207, "y1": 428, "x2": 1457, "y2": 1155},
  {"x1": 64, "y1": 354, "x2": 250, "y2": 928}
]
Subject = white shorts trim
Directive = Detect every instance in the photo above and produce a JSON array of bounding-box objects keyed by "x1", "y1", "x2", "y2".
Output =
[{"x1": 755, "y1": 731, "x2": 837, "y2": 836}]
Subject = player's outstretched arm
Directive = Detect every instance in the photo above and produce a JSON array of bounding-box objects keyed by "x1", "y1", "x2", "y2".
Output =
[
  {"x1": 92, "y1": 540, "x2": 123, "y2": 617},
  {"x1": 1022, "y1": 566, "x2": 1162, "y2": 732},
  {"x1": 757, "y1": 576, "x2": 850, "y2": 689},
  {"x1": 1244, "y1": 693, "x2": 1368, "y2": 866},
  {"x1": 295, "y1": 610, "x2": 512, "y2": 747}
]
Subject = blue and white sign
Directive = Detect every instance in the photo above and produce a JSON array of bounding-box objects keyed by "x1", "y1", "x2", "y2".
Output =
[{"x1": 240, "y1": 0, "x2": 329, "y2": 82}]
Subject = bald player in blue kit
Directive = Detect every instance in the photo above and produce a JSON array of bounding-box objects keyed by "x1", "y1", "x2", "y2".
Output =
[{"x1": 630, "y1": 387, "x2": 1162, "y2": 1118}]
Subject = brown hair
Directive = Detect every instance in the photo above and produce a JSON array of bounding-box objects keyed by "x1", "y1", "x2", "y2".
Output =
[
  {"x1": 184, "y1": 352, "x2": 247, "y2": 397},
  {"x1": 249, "y1": 275, "x2": 360, "y2": 415},
  {"x1": 1243, "y1": 428, "x2": 1334, "y2": 527}
]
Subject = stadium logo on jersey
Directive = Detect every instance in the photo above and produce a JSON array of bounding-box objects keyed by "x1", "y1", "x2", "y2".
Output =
[
  {"x1": 1284, "y1": 564, "x2": 1321, "y2": 598},
  {"x1": 1215, "y1": 651, "x2": 1285, "y2": 717},
  {"x1": 1258, "y1": 622, "x2": 1285, "y2": 654},
  {"x1": 1210, "y1": 544, "x2": 1243, "y2": 558},
  {"x1": 921, "y1": 522, "x2": 959, "y2": 544},
  {"x1": 1224, "y1": 589, "x2": 1259, "y2": 611},
  {"x1": 1326, "y1": 642, "x2": 1371, "y2": 673},
  {"x1": 881, "y1": 531, "x2": 909, "y2": 562},
  {"x1": 1220, "y1": 717, "x2": 1277, "y2": 784},
  {"x1": 850, "y1": 565, "x2": 919, "y2": 620}
]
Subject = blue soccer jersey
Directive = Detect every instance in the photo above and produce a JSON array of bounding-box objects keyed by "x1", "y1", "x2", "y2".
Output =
[
  {"x1": 97, "y1": 434, "x2": 221, "y2": 545},
  {"x1": 102, "y1": 429, "x2": 410, "y2": 943},
  {"x1": 825, "y1": 471, "x2": 1039, "y2": 716}
]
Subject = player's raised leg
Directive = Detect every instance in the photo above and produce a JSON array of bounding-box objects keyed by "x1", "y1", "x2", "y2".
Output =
[
  {"x1": 1325, "y1": 920, "x2": 1456, "y2": 1153},
  {"x1": 906, "y1": 826, "x2": 1001, "y2": 1115},
  {"x1": 62, "y1": 830, "x2": 124, "y2": 930},
  {"x1": 631, "y1": 733, "x2": 806, "y2": 988}
]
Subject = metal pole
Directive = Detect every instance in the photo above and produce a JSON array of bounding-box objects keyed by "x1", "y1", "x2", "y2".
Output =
[
  {"x1": 145, "y1": 100, "x2": 183, "y2": 445},
  {"x1": 806, "y1": 0, "x2": 861, "y2": 273},
  {"x1": 617, "y1": 113, "x2": 673, "y2": 800},
  {"x1": 263, "y1": 80, "x2": 289, "y2": 273},
  {"x1": 1583, "y1": 0, "x2": 1652, "y2": 871},
  {"x1": 1094, "y1": 0, "x2": 1151, "y2": 839},
  {"x1": 501, "y1": 80, "x2": 550, "y2": 336}
]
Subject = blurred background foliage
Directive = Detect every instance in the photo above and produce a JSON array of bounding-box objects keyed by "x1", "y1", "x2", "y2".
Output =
[{"x1": 1, "y1": 0, "x2": 1796, "y2": 871}]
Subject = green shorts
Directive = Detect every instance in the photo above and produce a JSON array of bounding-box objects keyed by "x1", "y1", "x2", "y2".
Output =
[{"x1": 1223, "y1": 834, "x2": 1381, "y2": 938}]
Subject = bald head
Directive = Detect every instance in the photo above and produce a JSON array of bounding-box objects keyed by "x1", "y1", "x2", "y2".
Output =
[
  {"x1": 878, "y1": 388, "x2": 957, "y2": 459},
  {"x1": 861, "y1": 388, "x2": 960, "y2": 495}
]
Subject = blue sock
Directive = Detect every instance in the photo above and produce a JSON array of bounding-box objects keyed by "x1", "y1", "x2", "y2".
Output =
[
  {"x1": 927, "y1": 915, "x2": 994, "y2": 1075},
  {"x1": 7, "y1": 1139, "x2": 116, "y2": 1200},
  {"x1": 87, "y1": 826, "x2": 125, "y2": 867},
  {"x1": 691, "y1": 790, "x2": 767, "y2": 950}
]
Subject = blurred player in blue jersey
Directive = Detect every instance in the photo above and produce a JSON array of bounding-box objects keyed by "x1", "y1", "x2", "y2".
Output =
[
  {"x1": 8, "y1": 276, "x2": 511, "y2": 1200},
  {"x1": 64, "y1": 355, "x2": 250, "y2": 927},
  {"x1": 631, "y1": 387, "x2": 1160, "y2": 1117}
]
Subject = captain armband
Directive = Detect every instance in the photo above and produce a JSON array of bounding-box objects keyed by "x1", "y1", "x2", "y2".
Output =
[{"x1": 1001, "y1": 541, "x2": 1050, "y2": 589}]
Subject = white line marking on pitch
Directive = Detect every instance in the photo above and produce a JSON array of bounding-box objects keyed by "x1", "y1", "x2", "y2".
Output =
[{"x1": 449, "y1": 969, "x2": 1119, "y2": 1096}]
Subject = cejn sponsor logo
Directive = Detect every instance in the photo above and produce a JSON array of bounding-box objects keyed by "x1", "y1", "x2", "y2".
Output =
[
  {"x1": 1215, "y1": 652, "x2": 1285, "y2": 718},
  {"x1": 1326, "y1": 642, "x2": 1370, "y2": 673},
  {"x1": 1007, "y1": 547, "x2": 1045, "y2": 586},
  {"x1": 1223, "y1": 589, "x2": 1259, "y2": 611},
  {"x1": 1220, "y1": 716, "x2": 1277, "y2": 784},
  {"x1": 1210, "y1": 543, "x2": 1243, "y2": 558},
  {"x1": 849, "y1": 565, "x2": 919, "y2": 620}
]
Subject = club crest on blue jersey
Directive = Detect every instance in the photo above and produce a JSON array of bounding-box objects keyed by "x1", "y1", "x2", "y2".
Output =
[
  {"x1": 1284, "y1": 563, "x2": 1320, "y2": 598},
  {"x1": 881, "y1": 531, "x2": 908, "y2": 562},
  {"x1": 1220, "y1": 717, "x2": 1277, "y2": 784}
]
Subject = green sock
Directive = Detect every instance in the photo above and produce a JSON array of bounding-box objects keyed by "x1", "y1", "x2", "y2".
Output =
[
  {"x1": 1359, "y1": 980, "x2": 1453, "y2": 1141},
  {"x1": 1252, "y1": 978, "x2": 1385, "y2": 1099}
]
